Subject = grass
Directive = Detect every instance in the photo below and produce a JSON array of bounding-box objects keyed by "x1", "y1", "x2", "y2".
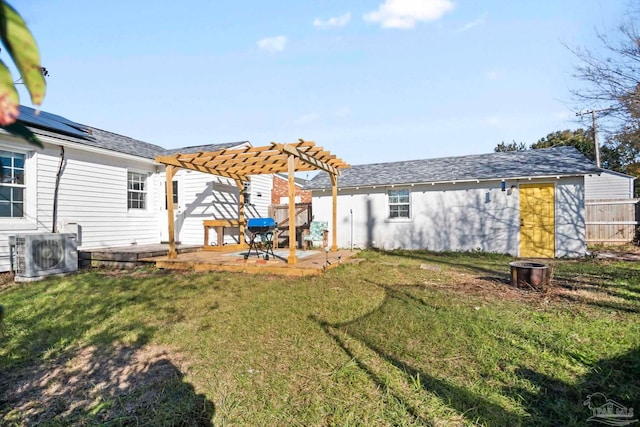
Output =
[{"x1": 0, "y1": 250, "x2": 639, "y2": 426}]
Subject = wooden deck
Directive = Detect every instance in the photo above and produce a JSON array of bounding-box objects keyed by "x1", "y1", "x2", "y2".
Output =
[
  {"x1": 79, "y1": 244, "x2": 201, "y2": 269},
  {"x1": 147, "y1": 247, "x2": 359, "y2": 277}
]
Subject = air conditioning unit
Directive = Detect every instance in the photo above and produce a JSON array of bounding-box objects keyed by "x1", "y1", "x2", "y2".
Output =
[{"x1": 13, "y1": 233, "x2": 78, "y2": 281}]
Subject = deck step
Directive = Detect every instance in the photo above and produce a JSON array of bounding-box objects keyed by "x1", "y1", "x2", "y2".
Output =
[{"x1": 79, "y1": 244, "x2": 202, "y2": 269}]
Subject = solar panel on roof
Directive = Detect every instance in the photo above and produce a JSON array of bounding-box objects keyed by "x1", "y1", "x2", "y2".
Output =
[{"x1": 17, "y1": 106, "x2": 90, "y2": 139}]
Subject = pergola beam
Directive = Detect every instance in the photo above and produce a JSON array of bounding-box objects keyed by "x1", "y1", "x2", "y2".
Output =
[
  {"x1": 273, "y1": 143, "x2": 339, "y2": 176},
  {"x1": 155, "y1": 140, "x2": 349, "y2": 264}
]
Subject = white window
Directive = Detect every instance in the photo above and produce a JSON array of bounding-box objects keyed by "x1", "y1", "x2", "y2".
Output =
[
  {"x1": 0, "y1": 150, "x2": 26, "y2": 217},
  {"x1": 128, "y1": 171, "x2": 147, "y2": 209},
  {"x1": 165, "y1": 180, "x2": 178, "y2": 209},
  {"x1": 243, "y1": 180, "x2": 252, "y2": 205},
  {"x1": 388, "y1": 189, "x2": 410, "y2": 219}
]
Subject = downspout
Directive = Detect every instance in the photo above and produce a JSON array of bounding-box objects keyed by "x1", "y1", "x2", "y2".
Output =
[{"x1": 52, "y1": 146, "x2": 65, "y2": 233}]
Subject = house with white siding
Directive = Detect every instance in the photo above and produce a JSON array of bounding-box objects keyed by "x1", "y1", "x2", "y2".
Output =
[
  {"x1": 584, "y1": 170, "x2": 635, "y2": 200},
  {"x1": 583, "y1": 169, "x2": 637, "y2": 245},
  {"x1": 0, "y1": 107, "x2": 272, "y2": 272},
  {"x1": 306, "y1": 146, "x2": 611, "y2": 258}
]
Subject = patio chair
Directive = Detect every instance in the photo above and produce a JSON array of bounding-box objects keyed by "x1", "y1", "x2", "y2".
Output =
[{"x1": 303, "y1": 221, "x2": 328, "y2": 250}]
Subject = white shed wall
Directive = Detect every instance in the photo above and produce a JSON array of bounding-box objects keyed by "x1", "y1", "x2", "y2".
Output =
[
  {"x1": 311, "y1": 177, "x2": 587, "y2": 258},
  {"x1": 555, "y1": 176, "x2": 587, "y2": 258}
]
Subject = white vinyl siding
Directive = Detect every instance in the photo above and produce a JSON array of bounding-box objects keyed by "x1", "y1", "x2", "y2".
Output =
[
  {"x1": 585, "y1": 171, "x2": 634, "y2": 200},
  {"x1": 38, "y1": 148, "x2": 159, "y2": 249},
  {"x1": 162, "y1": 170, "x2": 272, "y2": 245},
  {"x1": 0, "y1": 135, "x2": 278, "y2": 272}
]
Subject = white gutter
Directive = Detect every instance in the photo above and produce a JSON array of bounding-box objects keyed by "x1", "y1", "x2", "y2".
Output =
[{"x1": 311, "y1": 174, "x2": 594, "y2": 192}]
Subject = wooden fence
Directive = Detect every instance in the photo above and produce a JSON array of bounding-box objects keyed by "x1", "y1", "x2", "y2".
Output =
[
  {"x1": 268, "y1": 203, "x2": 312, "y2": 248},
  {"x1": 585, "y1": 199, "x2": 639, "y2": 245}
]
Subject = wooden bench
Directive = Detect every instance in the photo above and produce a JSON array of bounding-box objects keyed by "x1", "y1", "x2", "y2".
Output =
[{"x1": 203, "y1": 219, "x2": 243, "y2": 249}]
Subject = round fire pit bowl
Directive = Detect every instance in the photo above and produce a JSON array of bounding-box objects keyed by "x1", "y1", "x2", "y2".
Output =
[{"x1": 509, "y1": 261, "x2": 552, "y2": 291}]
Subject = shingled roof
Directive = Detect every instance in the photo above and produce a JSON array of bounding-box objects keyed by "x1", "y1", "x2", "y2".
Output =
[
  {"x1": 306, "y1": 146, "x2": 602, "y2": 190},
  {"x1": 15, "y1": 106, "x2": 247, "y2": 159}
]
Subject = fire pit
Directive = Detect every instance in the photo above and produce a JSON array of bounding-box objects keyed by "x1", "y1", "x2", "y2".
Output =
[
  {"x1": 245, "y1": 217, "x2": 277, "y2": 260},
  {"x1": 509, "y1": 261, "x2": 552, "y2": 290}
]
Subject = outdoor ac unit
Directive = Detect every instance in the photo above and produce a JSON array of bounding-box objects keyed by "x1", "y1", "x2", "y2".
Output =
[{"x1": 13, "y1": 233, "x2": 78, "y2": 281}]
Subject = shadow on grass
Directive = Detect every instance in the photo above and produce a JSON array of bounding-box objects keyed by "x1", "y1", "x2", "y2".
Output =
[
  {"x1": 0, "y1": 344, "x2": 215, "y2": 426},
  {"x1": 310, "y1": 282, "x2": 524, "y2": 426},
  {"x1": 312, "y1": 277, "x2": 640, "y2": 426},
  {"x1": 369, "y1": 248, "x2": 514, "y2": 278},
  {"x1": 0, "y1": 270, "x2": 215, "y2": 425},
  {"x1": 508, "y1": 347, "x2": 640, "y2": 425}
]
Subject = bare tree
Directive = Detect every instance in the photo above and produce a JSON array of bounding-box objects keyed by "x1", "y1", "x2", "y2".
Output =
[
  {"x1": 570, "y1": 7, "x2": 640, "y2": 180},
  {"x1": 570, "y1": 9, "x2": 640, "y2": 121}
]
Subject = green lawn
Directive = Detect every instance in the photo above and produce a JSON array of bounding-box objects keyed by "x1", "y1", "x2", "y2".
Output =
[{"x1": 1, "y1": 250, "x2": 639, "y2": 426}]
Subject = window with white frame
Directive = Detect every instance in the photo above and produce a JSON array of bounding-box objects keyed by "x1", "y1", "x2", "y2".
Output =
[
  {"x1": 0, "y1": 150, "x2": 26, "y2": 217},
  {"x1": 128, "y1": 171, "x2": 147, "y2": 209},
  {"x1": 243, "y1": 180, "x2": 252, "y2": 205},
  {"x1": 388, "y1": 189, "x2": 410, "y2": 219},
  {"x1": 165, "y1": 180, "x2": 178, "y2": 209}
]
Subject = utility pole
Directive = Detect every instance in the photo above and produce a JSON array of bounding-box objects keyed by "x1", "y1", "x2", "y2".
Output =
[{"x1": 576, "y1": 108, "x2": 611, "y2": 168}]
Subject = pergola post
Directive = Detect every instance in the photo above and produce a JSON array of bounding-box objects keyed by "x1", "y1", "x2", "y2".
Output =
[
  {"x1": 330, "y1": 173, "x2": 338, "y2": 251},
  {"x1": 165, "y1": 165, "x2": 178, "y2": 259},
  {"x1": 154, "y1": 140, "x2": 349, "y2": 264},
  {"x1": 287, "y1": 154, "x2": 297, "y2": 264},
  {"x1": 235, "y1": 179, "x2": 247, "y2": 247}
]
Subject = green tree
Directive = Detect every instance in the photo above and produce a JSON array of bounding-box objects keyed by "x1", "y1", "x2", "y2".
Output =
[
  {"x1": 494, "y1": 141, "x2": 527, "y2": 152},
  {"x1": 493, "y1": 129, "x2": 594, "y2": 158},
  {"x1": 0, "y1": 1, "x2": 46, "y2": 146},
  {"x1": 530, "y1": 128, "x2": 595, "y2": 160}
]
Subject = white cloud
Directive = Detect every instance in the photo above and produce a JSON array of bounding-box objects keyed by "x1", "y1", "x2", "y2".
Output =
[
  {"x1": 257, "y1": 36, "x2": 288, "y2": 52},
  {"x1": 364, "y1": 0, "x2": 454, "y2": 29},
  {"x1": 485, "y1": 68, "x2": 503, "y2": 81},
  {"x1": 297, "y1": 113, "x2": 321, "y2": 124},
  {"x1": 314, "y1": 13, "x2": 351, "y2": 28},
  {"x1": 455, "y1": 13, "x2": 486, "y2": 33}
]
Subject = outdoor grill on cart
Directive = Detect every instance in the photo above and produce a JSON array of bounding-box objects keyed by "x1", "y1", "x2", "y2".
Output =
[{"x1": 245, "y1": 217, "x2": 277, "y2": 260}]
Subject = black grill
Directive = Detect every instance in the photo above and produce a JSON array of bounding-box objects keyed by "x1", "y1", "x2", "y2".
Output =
[{"x1": 245, "y1": 218, "x2": 277, "y2": 260}]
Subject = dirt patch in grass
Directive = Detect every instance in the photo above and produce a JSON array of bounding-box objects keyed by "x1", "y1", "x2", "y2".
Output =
[
  {"x1": 423, "y1": 266, "x2": 637, "y2": 312},
  {"x1": 0, "y1": 272, "x2": 15, "y2": 292},
  {"x1": 425, "y1": 271, "x2": 552, "y2": 304},
  {"x1": 0, "y1": 343, "x2": 213, "y2": 425}
]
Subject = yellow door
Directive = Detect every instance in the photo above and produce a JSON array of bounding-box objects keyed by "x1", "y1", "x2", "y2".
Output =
[{"x1": 519, "y1": 183, "x2": 555, "y2": 258}]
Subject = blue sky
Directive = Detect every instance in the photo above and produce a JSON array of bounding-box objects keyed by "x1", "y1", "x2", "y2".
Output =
[{"x1": 15, "y1": 0, "x2": 629, "y2": 166}]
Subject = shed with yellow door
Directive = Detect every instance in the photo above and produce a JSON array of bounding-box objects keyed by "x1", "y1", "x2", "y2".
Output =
[{"x1": 307, "y1": 146, "x2": 609, "y2": 258}]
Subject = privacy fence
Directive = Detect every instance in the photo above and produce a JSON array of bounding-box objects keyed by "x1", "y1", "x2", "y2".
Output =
[{"x1": 585, "y1": 199, "x2": 639, "y2": 245}]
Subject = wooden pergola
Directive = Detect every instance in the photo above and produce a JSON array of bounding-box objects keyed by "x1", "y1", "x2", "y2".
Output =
[{"x1": 154, "y1": 139, "x2": 349, "y2": 264}]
